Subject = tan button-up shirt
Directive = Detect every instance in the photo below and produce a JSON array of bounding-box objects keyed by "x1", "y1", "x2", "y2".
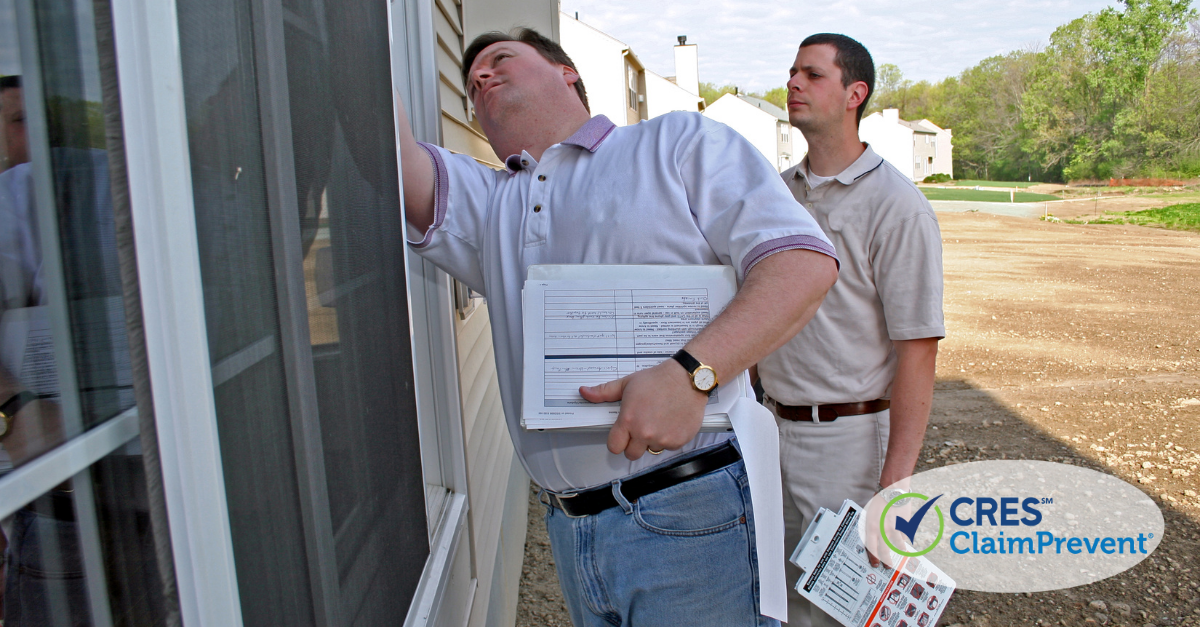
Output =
[{"x1": 759, "y1": 145, "x2": 945, "y2": 406}]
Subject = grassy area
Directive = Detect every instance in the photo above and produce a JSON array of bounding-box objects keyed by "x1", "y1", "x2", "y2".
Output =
[
  {"x1": 1061, "y1": 202, "x2": 1200, "y2": 231},
  {"x1": 951, "y1": 179, "x2": 1042, "y2": 188},
  {"x1": 921, "y1": 188, "x2": 1060, "y2": 202}
]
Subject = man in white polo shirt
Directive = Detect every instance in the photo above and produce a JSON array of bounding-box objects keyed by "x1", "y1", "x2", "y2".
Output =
[
  {"x1": 757, "y1": 34, "x2": 944, "y2": 627},
  {"x1": 396, "y1": 28, "x2": 838, "y2": 626}
]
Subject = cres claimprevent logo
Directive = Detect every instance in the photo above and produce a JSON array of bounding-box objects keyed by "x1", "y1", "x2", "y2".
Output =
[{"x1": 880, "y1": 493, "x2": 945, "y2": 557}]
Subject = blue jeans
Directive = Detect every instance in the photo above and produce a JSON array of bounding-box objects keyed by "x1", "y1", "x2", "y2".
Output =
[
  {"x1": 543, "y1": 452, "x2": 780, "y2": 627},
  {"x1": 4, "y1": 506, "x2": 91, "y2": 626}
]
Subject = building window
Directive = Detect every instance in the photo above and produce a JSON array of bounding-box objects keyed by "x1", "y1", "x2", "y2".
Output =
[
  {"x1": 626, "y1": 62, "x2": 638, "y2": 112},
  {"x1": 175, "y1": 0, "x2": 429, "y2": 621},
  {"x1": 0, "y1": 0, "x2": 176, "y2": 622}
]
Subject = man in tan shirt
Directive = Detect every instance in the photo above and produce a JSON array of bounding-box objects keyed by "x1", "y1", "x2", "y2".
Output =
[{"x1": 757, "y1": 34, "x2": 944, "y2": 627}]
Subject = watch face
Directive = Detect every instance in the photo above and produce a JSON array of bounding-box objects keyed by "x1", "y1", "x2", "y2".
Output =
[{"x1": 694, "y1": 366, "x2": 717, "y2": 391}]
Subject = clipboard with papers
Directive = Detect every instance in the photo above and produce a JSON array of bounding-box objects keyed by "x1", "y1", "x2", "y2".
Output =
[
  {"x1": 520, "y1": 264, "x2": 746, "y2": 431},
  {"x1": 518, "y1": 264, "x2": 790, "y2": 621}
]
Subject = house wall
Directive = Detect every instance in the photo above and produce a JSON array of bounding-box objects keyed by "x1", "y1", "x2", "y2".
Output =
[
  {"x1": 466, "y1": 0, "x2": 558, "y2": 41},
  {"x1": 775, "y1": 120, "x2": 807, "y2": 172},
  {"x1": 859, "y1": 110, "x2": 915, "y2": 181},
  {"x1": 933, "y1": 127, "x2": 953, "y2": 177},
  {"x1": 645, "y1": 69, "x2": 703, "y2": 118},
  {"x1": 560, "y1": 13, "x2": 632, "y2": 126},
  {"x1": 913, "y1": 132, "x2": 937, "y2": 180},
  {"x1": 703, "y1": 94, "x2": 778, "y2": 170},
  {"x1": 433, "y1": 3, "x2": 559, "y2": 627}
]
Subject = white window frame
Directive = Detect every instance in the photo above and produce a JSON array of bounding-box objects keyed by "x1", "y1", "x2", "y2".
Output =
[
  {"x1": 109, "y1": 0, "x2": 246, "y2": 622},
  {"x1": 1, "y1": 0, "x2": 479, "y2": 625},
  {"x1": 0, "y1": 0, "x2": 184, "y2": 624},
  {"x1": 388, "y1": 1, "x2": 473, "y2": 625}
]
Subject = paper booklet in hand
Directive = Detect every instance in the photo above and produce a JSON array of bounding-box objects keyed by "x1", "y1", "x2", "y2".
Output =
[
  {"x1": 520, "y1": 264, "x2": 746, "y2": 431},
  {"x1": 791, "y1": 499, "x2": 956, "y2": 627}
]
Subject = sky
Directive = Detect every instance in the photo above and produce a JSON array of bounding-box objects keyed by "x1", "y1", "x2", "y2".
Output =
[{"x1": 559, "y1": 0, "x2": 1122, "y2": 92}]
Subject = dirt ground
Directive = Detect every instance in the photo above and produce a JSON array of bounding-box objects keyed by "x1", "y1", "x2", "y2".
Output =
[{"x1": 516, "y1": 210, "x2": 1200, "y2": 627}]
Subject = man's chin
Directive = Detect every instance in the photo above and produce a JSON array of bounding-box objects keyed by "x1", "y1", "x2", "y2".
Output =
[{"x1": 790, "y1": 115, "x2": 815, "y2": 132}]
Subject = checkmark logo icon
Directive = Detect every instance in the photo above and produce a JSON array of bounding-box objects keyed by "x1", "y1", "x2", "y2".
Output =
[
  {"x1": 894, "y1": 494, "x2": 943, "y2": 545},
  {"x1": 880, "y1": 492, "x2": 946, "y2": 557}
]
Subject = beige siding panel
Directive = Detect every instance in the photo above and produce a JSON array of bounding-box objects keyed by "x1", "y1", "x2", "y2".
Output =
[
  {"x1": 466, "y1": 428, "x2": 513, "y2": 627},
  {"x1": 458, "y1": 329, "x2": 490, "y2": 396},
  {"x1": 454, "y1": 300, "x2": 512, "y2": 627},
  {"x1": 442, "y1": 115, "x2": 501, "y2": 167},
  {"x1": 460, "y1": 345, "x2": 496, "y2": 438},
  {"x1": 435, "y1": 0, "x2": 463, "y2": 35},
  {"x1": 434, "y1": 13, "x2": 463, "y2": 70},
  {"x1": 434, "y1": 3, "x2": 462, "y2": 43},
  {"x1": 456, "y1": 304, "x2": 489, "y2": 358},
  {"x1": 437, "y1": 31, "x2": 464, "y2": 67},
  {"x1": 437, "y1": 53, "x2": 467, "y2": 100},
  {"x1": 439, "y1": 80, "x2": 468, "y2": 123},
  {"x1": 481, "y1": 455, "x2": 529, "y2": 627}
]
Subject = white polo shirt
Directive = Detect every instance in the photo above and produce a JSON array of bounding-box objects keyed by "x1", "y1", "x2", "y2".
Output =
[
  {"x1": 759, "y1": 145, "x2": 944, "y2": 407},
  {"x1": 409, "y1": 113, "x2": 836, "y2": 492}
]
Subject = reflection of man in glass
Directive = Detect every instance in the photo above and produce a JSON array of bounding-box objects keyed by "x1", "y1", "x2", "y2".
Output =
[
  {"x1": 1, "y1": 74, "x2": 76, "y2": 624},
  {"x1": 1, "y1": 75, "x2": 27, "y2": 171},
  {"x1": 1, "y1": 74, "x2": 59, "y2": 463}
]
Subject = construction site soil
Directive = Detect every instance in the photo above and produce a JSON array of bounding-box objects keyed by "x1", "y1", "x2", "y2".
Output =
[{"x1": 516, "y1": 210, "x2": 1200, "y2": 627}]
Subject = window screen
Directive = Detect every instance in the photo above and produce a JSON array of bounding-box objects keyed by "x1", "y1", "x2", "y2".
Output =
[{"x1": 175, "y1": 0, "x2": 428, "y2": 622}]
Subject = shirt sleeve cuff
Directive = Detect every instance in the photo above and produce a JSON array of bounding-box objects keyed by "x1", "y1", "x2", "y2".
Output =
[
  {"x1": 740, "y1": 235, "x2": 839, "y2": 277},
  {"x1": 889, "y1": 325, "x2": 946, "y2": 341},
  {"x1": 407, "y1": 141, "x2": 449, "y2": 248}
]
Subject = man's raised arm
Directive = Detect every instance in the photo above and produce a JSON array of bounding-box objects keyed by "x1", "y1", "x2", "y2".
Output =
[{"x1": 394, "y1": 89, "x2": 436, "y2": 233}]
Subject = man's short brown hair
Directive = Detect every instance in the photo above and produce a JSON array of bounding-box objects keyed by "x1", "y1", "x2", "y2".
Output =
[
  {"x1": 800, "y1": 33, "x2": 874, "y2": 124},
  {"x1": 462, "y1": 28, "x2": 589, "y2": 112}
]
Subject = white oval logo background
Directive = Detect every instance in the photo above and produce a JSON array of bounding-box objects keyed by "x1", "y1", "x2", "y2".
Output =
[{"x1": 867, "y1": 460, "x2": 1165, "y2": 593}]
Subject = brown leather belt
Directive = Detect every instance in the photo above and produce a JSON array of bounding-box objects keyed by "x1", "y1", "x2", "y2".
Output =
[{"x1": 774, "y1": 399, "x2": 890, "y2": 422}]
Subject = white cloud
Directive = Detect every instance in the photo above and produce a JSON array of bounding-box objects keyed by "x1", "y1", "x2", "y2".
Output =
[{"x1": 560, "y1": 0, "x2": 1119, "y2": 91}]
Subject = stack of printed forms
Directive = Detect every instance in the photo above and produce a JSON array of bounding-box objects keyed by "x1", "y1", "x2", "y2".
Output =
[{"x1": 520, "y1": 264, "x2": 746, "y2": 431}]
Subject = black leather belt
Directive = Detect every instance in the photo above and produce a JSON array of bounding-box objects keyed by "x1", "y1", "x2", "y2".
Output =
[
  {"x1": 543, "y1": 441, "x2": 741, "y2": 518},
  {"x1": 23, "y1": 489, "x2": 77, "y2": 522}
]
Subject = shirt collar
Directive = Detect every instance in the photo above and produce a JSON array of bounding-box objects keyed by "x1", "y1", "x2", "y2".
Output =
[
  {"x1": 504, "y1": 115, "x2": 617, "y2": 175},
  {"x1": 794, "y1": 142, "x2": 885, "y2": 188}
]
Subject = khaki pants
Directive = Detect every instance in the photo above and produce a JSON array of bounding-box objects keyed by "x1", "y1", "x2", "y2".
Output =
[{"x1": 769, "y1": 401, "x2": 890, "y2": 627}]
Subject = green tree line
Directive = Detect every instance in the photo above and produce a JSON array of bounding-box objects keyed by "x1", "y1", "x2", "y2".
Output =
[
  {"x1": 708, "y1": 1, "x2": 1198, "y2": 183},
  {"x1": 869, "y1": 0, "x2": 1199, "y2": 182},
  {"x1": 699, "y1": 83, "x2": 787, "y2": 111}
]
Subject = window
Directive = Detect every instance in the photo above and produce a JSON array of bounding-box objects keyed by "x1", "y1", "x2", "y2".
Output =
[
  {"x1": 174, "y1": 0, "x2": 428, "y2": 622},
  {"x1": 626, "y1": 61, "x2": 638, "y2": 112},
  {"x1": 0, "y1": 0, "x2": 175, "y2": 622}
]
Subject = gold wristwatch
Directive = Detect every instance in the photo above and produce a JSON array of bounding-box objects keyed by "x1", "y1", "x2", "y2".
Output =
[
  {"x1": 671, "y1": 349, "x2": 718, "y2": 396},
  {"x1": 0, "y1": 390, "x2": 38, "y2": 439}
]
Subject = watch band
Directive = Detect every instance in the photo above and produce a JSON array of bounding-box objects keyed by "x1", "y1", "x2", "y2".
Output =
[
  {"x1": 0, "y1": 390, "x2": 38, "y2": 438},
  {"x1": 671, "y1": 348, "x2": 702, "y2": 375}
]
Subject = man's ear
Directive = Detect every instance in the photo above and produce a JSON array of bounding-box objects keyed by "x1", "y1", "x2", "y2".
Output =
[
  {"x1": 563, "y1": 66, "x2": 580, "y2": 86},
  {"x1": 846, "y1": 81, "x2": 869, "y2": 112}
]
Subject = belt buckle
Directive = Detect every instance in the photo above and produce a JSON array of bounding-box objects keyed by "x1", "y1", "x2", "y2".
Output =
[{"x1": 546, "y1": 490, "x2": 588, "y2": 519}]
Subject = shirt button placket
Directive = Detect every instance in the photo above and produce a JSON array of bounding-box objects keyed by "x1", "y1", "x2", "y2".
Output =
[{"x1": 526, "y1": 164, "x2": 550, "y2": 246}]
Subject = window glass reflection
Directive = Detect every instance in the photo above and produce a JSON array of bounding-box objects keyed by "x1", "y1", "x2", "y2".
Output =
[{"x1": 1, "y1": 0, "x2": 174, "y2": 623}]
